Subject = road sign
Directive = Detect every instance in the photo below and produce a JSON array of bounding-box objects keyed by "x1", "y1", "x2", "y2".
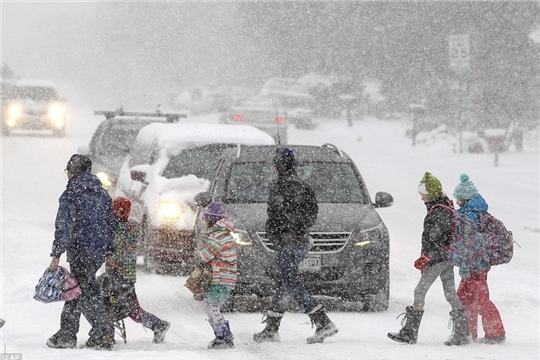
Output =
[{"x1": 449, "y1": 34, "x2": 470, "y2": 72}]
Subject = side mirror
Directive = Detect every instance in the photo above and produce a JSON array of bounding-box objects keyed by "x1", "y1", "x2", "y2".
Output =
[
  {"x1": 77, "y1": 145, "x2": 90, "y2": 156},
  {"x1": 194, "y1": 192, "x2": 212, "y2": 207},
  {"x1": 374, "y1": 192, "x2": 393, "y2": 208}
]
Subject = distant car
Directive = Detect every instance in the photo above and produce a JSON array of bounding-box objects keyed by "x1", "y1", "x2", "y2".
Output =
[
  {"x1": 219, "y1": 96, "x2": 288, "y2": 144},
  {"x1": 259, "y1": 78, "x2": 315, "y2": 129},
  {"x1": 77, "y1": 109, "x2": 185, "y2": 195},
  {"x1": 115, "y1": 122, "x2": 275, "y2": 274},
  {"x1": 1, "y1": 79, "x2": 67, "y2": 136},
  {"x1": 193, "y1": 144, "x2": 394, "y2": 311}
]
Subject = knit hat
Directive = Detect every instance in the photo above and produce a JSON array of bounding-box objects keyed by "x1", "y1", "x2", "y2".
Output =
[
  {"x1": 453, "y1": 173, "x2": 478, "y2": 201},
  {"x1": 272, "y1": 146, "x2": 296, "y2": 173},
  {"x1": 113, "y1": 196, "x2": 131, "y2": 221},
  {"x1": 204, "y1": 202, "x2": 227, "y2": 222},
  {"x1": 66, "y1": 154, "x2": 92, "y2": 177},
  {"x1": 417, "y1": 171, "x2": 443, "y2": 200}
]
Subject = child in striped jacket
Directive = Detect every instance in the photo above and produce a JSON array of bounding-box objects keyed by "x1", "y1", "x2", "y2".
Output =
[{"x1": 198, "y1": 202, "x2": 237, "y2": 349}]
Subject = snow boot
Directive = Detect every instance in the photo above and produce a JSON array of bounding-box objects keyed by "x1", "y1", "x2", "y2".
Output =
[
  {"x1": 46, "y1": 332, "x2": 77, "y2": 349},
  {"x1": 152, "y1": 320, "x2": 170, "y2": 344},
  {"x1": 306, "y1": 305, "x2": 339, "y2": 344},
  {"x1": 475, "y1": 335, "x2": 506, "y2": 344},
  {"x1": 387, "y1": 306, "x2": 424, "y2": 344},
  {"x1": 207, "y1": 320, "x2": 234, "y2": 349},
  {"x1": 444, "y1": 308, "x2": 471, "y2": 346},
  {"x1": 253, "y1": 311, "x2": 283, "y2": 343},
  {"x1": 84, "y1": 332, "x2": 114, "y2": 350},
  {"x1": 0, "y1": 318, "x2": 5, "y2": 328}
]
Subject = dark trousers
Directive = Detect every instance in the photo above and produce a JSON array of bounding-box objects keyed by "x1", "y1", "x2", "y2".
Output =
[
  {"x1": 270, "y1": 242, "x2": 319, "y2": 314},
  {"x1": 58, "y1": 261, "x2": 111, "y2": 341}
]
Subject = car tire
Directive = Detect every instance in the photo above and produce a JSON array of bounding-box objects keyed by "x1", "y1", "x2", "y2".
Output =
[
  {"x1": 362, "y1": 279, "x2": 390, "y2": 312},
  {"x1": 52, "y1": 128, "x2": 66, "y2": 137}
]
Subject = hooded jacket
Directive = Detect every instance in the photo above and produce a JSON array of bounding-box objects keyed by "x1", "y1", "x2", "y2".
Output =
[
  {"x1": 51, "y1": 171, "x2": 116, "y2": 265},
  {"x1": 456, "y1": 192, "x2": 488, "y2": 229},
  {"x1": 421, "y1": 195, "x2": 453, "y2": 264},
  {"x1": 265, "y1": 171, "x2": 318, "y2": 245}
]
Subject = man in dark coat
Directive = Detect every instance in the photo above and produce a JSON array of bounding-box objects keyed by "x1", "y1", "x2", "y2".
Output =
[
  {"x1": 47, "y1": 154, "x2": 116, "y2": 350},
  {"x1": 253, "y1": 146, "x2": 338, "y2": 344}
]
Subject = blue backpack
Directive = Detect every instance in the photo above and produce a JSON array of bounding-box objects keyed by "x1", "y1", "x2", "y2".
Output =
[{"x1": 430, "y1": 204, "x2": 488, "y2": 278}]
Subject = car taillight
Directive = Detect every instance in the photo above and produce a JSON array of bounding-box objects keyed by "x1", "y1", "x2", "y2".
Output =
[
  {"x1": 233, "y1": 114, "x2": 243, "y2": 121},
  {"x1": 276, "y1": 117, "x2": 285, "y2": 123}
]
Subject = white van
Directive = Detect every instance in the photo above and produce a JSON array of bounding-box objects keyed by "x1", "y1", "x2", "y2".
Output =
[{"x1": 115, "y1": 122, "x2": 275, "y2": 274}]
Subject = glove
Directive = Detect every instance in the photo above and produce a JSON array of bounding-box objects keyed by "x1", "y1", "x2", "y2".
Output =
[{"x1": 414, "y1": 254, "x2": 430, "y2": 273}]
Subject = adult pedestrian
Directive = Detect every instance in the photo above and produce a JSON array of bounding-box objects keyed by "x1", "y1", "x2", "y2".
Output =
[
  {"x1": 253, "y1": 146, "x2": 338, "y2": 344},
  {"x1": 453, "y1": 174, "x2": 506, "y2": 344},
  {"x1": 46, "y1": 154, "x2": 116, "y2": 350},
  {"x1": 388, "y1": 172, "x2": 470, "y2": 346}
]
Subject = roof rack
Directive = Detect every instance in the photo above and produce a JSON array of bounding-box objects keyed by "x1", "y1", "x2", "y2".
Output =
[
  {"x1": 321, "y1": 143, "x2": 343, "y2": 157},
  {"x1": 94, "y1": 107, "x2": 187, "y2": 123}
]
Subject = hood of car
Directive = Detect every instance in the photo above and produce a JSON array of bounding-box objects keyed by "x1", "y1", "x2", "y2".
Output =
[{"x1": 225, "y1": 203, "x2": 383, "y2": 234}]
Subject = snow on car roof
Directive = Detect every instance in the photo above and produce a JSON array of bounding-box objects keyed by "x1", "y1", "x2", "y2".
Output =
[{"x1": 136, "y1": 122, "x2": 275, "y2": 155}]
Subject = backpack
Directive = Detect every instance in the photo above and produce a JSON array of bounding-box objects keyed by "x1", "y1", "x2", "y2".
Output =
[
  {"x1": 430, "y1": 204, "x2": 488, "y2": 279},
  {"x1": 475, "y1": 211, "x2": 514, "y2": 266},
  {"x1": 34, "y1": 266, "x2": 82, "y2": 303}
]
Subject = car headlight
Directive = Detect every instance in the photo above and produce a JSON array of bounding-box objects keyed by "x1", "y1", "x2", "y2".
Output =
[
  {"x1": 95, "y1": 172, "x2": 112, "y2": 188},
  {"x1": 354, "y1": 228, "x2": 381, "y2": 247},
  {"x1": 7, "y1": 105, "x2": 21, "y2": 119},
  {"x1": 160, "y1": 202, "x2": 182, "y2": 220},
  {"x1": 231, "y1": 230, "x2": 253, "y2": 246},
  {"x1": 48, "y1": 104, "x2": 65, "y2": 121}
]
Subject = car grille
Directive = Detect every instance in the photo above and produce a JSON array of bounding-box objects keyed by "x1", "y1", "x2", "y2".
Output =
[
  {"x1": 256, "y1": 232, "x2": 351, "y2": 254},
  {"x1": 26, "y1": 109, "x2": 47, "y2": 116}
]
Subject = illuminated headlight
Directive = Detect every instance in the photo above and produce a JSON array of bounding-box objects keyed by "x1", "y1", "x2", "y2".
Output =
[
  {"x1": 96, "y1": 172, "x2": 112, "y2": 188},
  {"x1": 6, "y1": 119, "x2": 16, "y2": 127},
  {"x1": 7, "y1": 105, "x2": 21, "y2": 119},
  {"x1": 48, "y1": 105, "x2": 65, "y2": 121},
  {"x1": 354, "y1": 228, "x2": 381, "y2": 247},
  {"x1": 160, "y1": 202, "x2": 182, "y2": 220},
  {"x1": 231, "y1": 230, "x2": 253, "y2": 246}
]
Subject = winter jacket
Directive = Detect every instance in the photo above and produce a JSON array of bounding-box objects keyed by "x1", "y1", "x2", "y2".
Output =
[
  {"x1": 457, "y1": 192, "x2": 488, "y2": 229},
  {"x1": 457, "y1": 192, "x2": 491, "y2": 271},
  {"x1": 51, "y1": 171, "x2": 116, "y2": 265},
  {"x1": 200, "y1": 219, "x2": 237, "y2": 291},
  {"x1": 421, "y1": 195, "x2": 453, "y2": 265},
  {"x1": 265, "y1": 171, "x2": 318, "y2": 245},
  {"x1": 113, "y1": 219, "x2": 141, "y2": 284}
]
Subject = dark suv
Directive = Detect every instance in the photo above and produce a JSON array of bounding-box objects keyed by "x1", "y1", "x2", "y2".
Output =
[{"x1": 193, "y1": 144, "x2": 393, "y2": 311}]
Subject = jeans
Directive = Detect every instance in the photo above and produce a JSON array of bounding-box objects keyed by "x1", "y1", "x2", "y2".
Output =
[
  {"x1": 413, "y1": 260, "x2": 464, "y2": 312},
  {"x1": 270, "y1": 242, "x2": 319, "y2": 314},
  {"x1": 58, "y1": 261, "x2": 112, "y2": 341}
]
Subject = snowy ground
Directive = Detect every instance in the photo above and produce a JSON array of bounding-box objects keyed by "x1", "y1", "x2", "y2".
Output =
[{"x1": 1, "y1": 106, "x2": 539, "y2": 360}]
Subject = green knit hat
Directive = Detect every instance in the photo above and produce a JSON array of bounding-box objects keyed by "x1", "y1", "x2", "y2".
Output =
[{"x1": 418, "y1": 171, "x2": 443, "y2": 200}]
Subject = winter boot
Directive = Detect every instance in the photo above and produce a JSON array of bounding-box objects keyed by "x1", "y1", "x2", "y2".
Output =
[
  {"x1": 84, "y1": 332, "x2": 114, "y2": 350},
  {"x1": 475, "y1": 335, "x2": 506, "y2": 344},
  {"x1": 0, "y1": 318, "x2": 5, "y2": 328},
  {"x1": 253, "y1": 311, "x2": 283, "y2": 343},
  {"x1": 207, "y1": 320, "x2": 234, "y2": 349},
  {"x1": 387, "y1": 306, "x2": 424, "y2": 344},
  {"x1": 46, "y1": 332, "x2": 77, "y2": 349},
  {"x1": 444, "y1": 309, "x2": 471, "y2": 346},
  {"x1": 306, "y1": 305, "x2": 339, "y2": 344},
  {"x1": 152, "y1": 320, "x2": 170, "y2": 344}
]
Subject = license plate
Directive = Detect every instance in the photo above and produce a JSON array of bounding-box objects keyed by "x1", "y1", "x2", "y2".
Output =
[{"x1": 299, "y1": 255, "x2": 321, "y2": 271}]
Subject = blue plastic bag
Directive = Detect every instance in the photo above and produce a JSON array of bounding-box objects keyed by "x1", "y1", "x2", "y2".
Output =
[{"x1": 34, "y1": 267, "x2": 66, "y2": 303}]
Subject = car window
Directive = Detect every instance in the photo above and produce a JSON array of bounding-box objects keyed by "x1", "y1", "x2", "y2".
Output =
[
  {"x1": 225, "y1": 161, "x2": 369, "y2": 204},
  {"x1": 8, "y1": 86, "x2": 59, "y2": 101},
  {"x1": 162, "y1": 144, "x2": 235, "y2": 180},
  {"x1": 95, "y1": 126, "x2": 142, "y2": 157},
  {"x1": 275, "y1": 95, "x2": 310, "y2": 109}
]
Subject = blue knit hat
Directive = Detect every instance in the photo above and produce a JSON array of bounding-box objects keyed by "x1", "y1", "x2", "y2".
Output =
[{"x1": 453, "y1": 173, "x2": 478, "y2": 201}]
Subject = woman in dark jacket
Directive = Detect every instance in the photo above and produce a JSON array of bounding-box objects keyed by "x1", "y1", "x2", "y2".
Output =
[{"x1": 388, "y1": 172, "x2": 470, "y2": 346}]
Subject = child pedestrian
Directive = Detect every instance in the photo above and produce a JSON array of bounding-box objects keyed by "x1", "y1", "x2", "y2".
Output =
[
  {"x1": 453, "y1": 174, "x2": 506, "y2": 344},
  {"x1": 388, "y1": 172, "x2": 470, "y2": 346},
  {"x1": 108, "y1": 196, "x2": 170, "y2": 343},
  {"x1": 197, "y1": 202, "x2": 237, "y2": 349}
]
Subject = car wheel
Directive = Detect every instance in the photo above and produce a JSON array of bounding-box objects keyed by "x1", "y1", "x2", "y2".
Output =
[
  {"x1": 362, "y1": 279, "x2": 390, "y2": 312},
  {"x1": 52, "y1": 128, "x2": 66, "y2": 137}
]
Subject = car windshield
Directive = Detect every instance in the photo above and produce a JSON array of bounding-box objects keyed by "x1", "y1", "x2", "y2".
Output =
[
  {"x1": 276, "y1": 95, "x2": 310, "y2": 109},
  {"x1": 95, "y1": 126, "x2": 142, "y2": 157},
  {"x1": 8, "y1": 86, "x2": 59, "y2": 101},
  {"x1": 162, "y1": 144, "x2": 235, "y2": 180},
  {"x1": 225, "y1": 162, "x2": 370, "y2": 204}
]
